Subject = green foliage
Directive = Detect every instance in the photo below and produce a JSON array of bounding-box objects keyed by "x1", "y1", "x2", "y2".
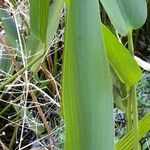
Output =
[
  {"x1": 137, "y1": 72, "x2": 150, "y2": 114},
  {"x1": 0, "y1": 51, "x2": 12, "y2": 74},
  {"x1": 115, "y1": 112, "x2": 150, "y2": 149},
  {"x1": 28, "y1": 0, "x2": 64, "y2": 72},
  {"x1": 102, "y1": 24, "x2": 142, "y2": 87},
  {"x1": 62, "y1": 0, "x2": 114, "y2": 149},
  {"x1": 100, "y1": 0, "x2": 147, "y2": 35},
  {"x1": 0, "y1": 0, "x2": 150, "y2": 149},
  {"x1": 30, "y1": 0, "x2": 49, "y2": 43},
  {"x1": 0, "y1": 10, "x2": 18, "y2": 48},
  {"x1": 46, "y1": 0, "x2": 64, "y2": 46},
  {"x1": 0, "y1": 10, "x2": 18, "y2": 73}
]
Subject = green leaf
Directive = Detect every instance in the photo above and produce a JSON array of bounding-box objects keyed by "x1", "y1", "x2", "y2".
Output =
[
  {"x1": 102, "y1": 24, "x2": 142, "y2": 87},
  {"x1": 0, "y1": 10, "x2": 18, "y2": 48},
  {"x1": 113, "y1": 86, "x2": 125, "y2": 111},
  {"x1": 0, "y1": 10, "x2": 17, "y2": 73},
  {"x1": 62, "y1": 0, "x2": 114, "y2": 150},
  {"x1": 110, "y1": 65, "x2": 128, "y2": 111},
  {"x1": 30, "y1": 0, "x2": 49, "y2": 43},
  {"x1": 0, "y1": 51, "x2": 11, "y2": 74},
  {"x1": 115, "y1": 112, "x2": 150, "y2": 149},
  {"x1": 28, "y1": 0, "x2": 63, "y2": 72},
  {"x1": 46, "y1": 0, "x2": 64, "y2": 47},
  {"x1": 100, "y1": 0, "x2": 147, "y2": 35},
  {"x1": 26, "y1": 32, "x2": 44, "y2": 72},
  {"x1": 26, "y1": 32, "x2": 41, "y2": 55}
]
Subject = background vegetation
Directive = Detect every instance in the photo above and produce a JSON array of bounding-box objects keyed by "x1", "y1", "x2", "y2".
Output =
[{"x1": 0, "y1": 0, "x2": 150, "y2": 150}]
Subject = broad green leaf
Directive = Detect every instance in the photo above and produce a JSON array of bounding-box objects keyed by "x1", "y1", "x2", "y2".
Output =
[
  {"x1": 0, "y1": 10, "x2": 18, "y2": 48},
  {"x1": 62, "y1": 0, "x2": 114, "y2": 149},
  {"x1": 102, "y1": 24, "x2": 142, "y2": 87},
  {"x1": 100, "y1": 0, "x2": 147, "y2": 35},
  {"x1": 0, "y1": 10, "x2": 17, "y2": 73},
  {"x1": 30, "y1": 0, "x2": 49, "y2": 43},
  {"x1": 115, "y1": 112, "x2": 150, "y2": 149}
]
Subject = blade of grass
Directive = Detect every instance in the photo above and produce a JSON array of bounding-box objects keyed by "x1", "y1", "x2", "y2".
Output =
[
  {"x1": 30, "y1": 0, "x2": 49, "y2": 43},
  {"x1": 46, "y1": 0, "x2": 64, "y2": 47},
  {"x1": 28, "y1": 0, "x2": 64, "y2": 72},
  {"x1": 115, "y1": 113, "x2": 150, "y2": 150}
]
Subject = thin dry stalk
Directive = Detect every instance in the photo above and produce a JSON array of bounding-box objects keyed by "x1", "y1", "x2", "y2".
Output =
[
  {"x1": 30, "y1": 91, "x2": 55, "y2": 150},
  {"x1": 0, "y1": 139, "x2": 9, "y2": 150}
]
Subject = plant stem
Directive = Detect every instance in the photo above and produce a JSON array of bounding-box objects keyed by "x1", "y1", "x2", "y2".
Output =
[
  {"x1": 128, "y1": 31, "x2": 134, "y2": 55},
  {"x1": 9, "y1": 114, "x2": 20, "y2": 150},
  {"x1": 130, "y1": 86, "x2": 140, "y2": 149},
  {"x1": 126, "y1": 94, "x2": 132, "y2": 131},
  {"x1": 125, "y1": 30, "x2": 133, "y2": 131},
  {"x1": 0, "y1": 104, "x2": 11, "y2": 116},
  {"x1": 128, "y1": 30, "x2": 139, "y2": 150}
]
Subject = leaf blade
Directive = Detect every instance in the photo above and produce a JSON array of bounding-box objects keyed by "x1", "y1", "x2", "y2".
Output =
[
  {"x1": 0, "y1": 10, "x2": 18, "y2": 48},
  {"x1": 102, "y1": 24, "x2": 142, "y2": 87},
  {"x1": 62, "y1": 1, "x2": 114, "y2": 149},
  {"x1": 115, "y1": 113, "x2": 150, "y2": 149},
  {"x1": 100, "y1": 0, "x2": 147, "y2": 35},
  {"x1": 30, "y1": 0, "x2": 49, "y2": 43}
]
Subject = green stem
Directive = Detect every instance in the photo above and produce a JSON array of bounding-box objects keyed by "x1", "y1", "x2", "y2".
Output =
[
  {"x1": 0, "y1": 104, "x2": 11, "y2": 116},
  {"x1": 128, "y1": 30, "x2": 139, "y2": 150},
  {"x1": 0, "y1": 98, "x2": 20, "y2": 116},
  {"x1": 130, "y1": 86, "x2": 140, "y2": 149},
  {"x1": 0, "y1": 50, "x2": 46, "y2": 91},
  {"x1": 9, "y1": 114, "x2": 20, "y2": 150},
  {"x1": 128, "y1": 31, "x2": 134, "y2": 55},
  {"x1": 126, "y1": 95, "x2": 132, "y2": 131}
]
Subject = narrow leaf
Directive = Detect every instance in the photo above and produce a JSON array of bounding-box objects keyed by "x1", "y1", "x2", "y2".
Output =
[
  {"x1": 30, "y1": 0, "x2": 49, "y2": 43},
  {"x1": 28, "y1": 0, "x2": 63, "y2": 72},
  {"x1": 46, "y1": 0, "x2": 64, "y2": 47},
  {"x1": 115, "y1": 113, "x2": 150, "y2": 149}
]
